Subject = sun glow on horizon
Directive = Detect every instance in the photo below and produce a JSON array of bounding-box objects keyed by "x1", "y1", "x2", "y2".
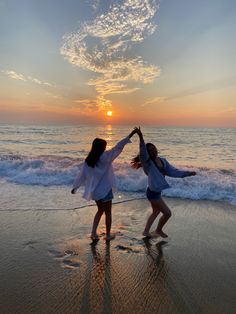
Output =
[{"x1": 107, "y1": 110, "x2": 113, "y2": 117}]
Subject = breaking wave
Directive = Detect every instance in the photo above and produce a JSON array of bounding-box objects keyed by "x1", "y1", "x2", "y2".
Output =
[{"x1": 0, "y1": 154, "x2": 235, "y2": 205}]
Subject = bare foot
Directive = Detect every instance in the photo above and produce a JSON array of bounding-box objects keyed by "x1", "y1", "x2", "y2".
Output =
[
  {"x1": 142, "y1": 231, "x2": 152, "y2": 238},
  {"x1": 150, "y1": 231, "x2": 160, "y2": 238},
  {"x1": 104, "y1": 234, "x2": 115, "y2": 241},
  {"x1": 155, "y1": 230, "x2": 168, "y2": 238}
]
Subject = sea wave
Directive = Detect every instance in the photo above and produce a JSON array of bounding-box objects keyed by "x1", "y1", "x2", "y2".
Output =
[{"x1": 0, "y1": 154, "x2": 235, "y2": 205}]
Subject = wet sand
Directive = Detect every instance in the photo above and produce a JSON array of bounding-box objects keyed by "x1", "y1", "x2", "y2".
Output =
[{"x1": 0, "y1": 198, "x2": 236, "y2": 313}]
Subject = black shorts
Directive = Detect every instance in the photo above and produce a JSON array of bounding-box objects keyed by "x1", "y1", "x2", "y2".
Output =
[{"x1": 146, "y1": 187, "x2": 161, "y2": 201}]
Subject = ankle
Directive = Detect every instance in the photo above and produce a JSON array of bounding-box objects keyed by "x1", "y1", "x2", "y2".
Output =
[{"x1": 143, "y1": 231, "x2": 151, "y2": 236}]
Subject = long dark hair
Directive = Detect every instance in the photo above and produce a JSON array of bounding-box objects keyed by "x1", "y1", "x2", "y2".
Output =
[
  {"x1": 131, "y1": 143, "x2": 155, "y2": 169},
  {"x1": 85, "y1": 138, "x2": 107, "y2": 168}
]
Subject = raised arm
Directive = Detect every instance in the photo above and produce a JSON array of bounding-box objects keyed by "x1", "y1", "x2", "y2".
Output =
[
  {"x1": 104, "y1": 128, "x2": 137, "y2": 162},
  {"x1": 136, "y1": 127, "x2": 149, "y2": 163}
]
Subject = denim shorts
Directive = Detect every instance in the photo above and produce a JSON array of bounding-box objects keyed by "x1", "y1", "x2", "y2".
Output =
[
  {"x1": 97, "y1": 189, "x2": 113, "y2": 202},
  {"x1": 146, "y1": 187, "x2": 162, "y2": 201}
]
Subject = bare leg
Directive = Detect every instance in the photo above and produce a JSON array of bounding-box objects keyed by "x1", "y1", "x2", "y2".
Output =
[
  {"x1": 91, "y1": 202, "x2": 105, "y2": 240},
  {"x1": 143, "y1": 202, "x2": 160, "y2": 237},
  {"x1": 155, "y1": 198, "x2": 172, "y2": 238},
  {"x1": 104, "y1": 201, "x2": 115, "y2": 241}
]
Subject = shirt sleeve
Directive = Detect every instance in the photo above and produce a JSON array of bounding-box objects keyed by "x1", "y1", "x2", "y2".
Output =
[
  {"x1": 103, "y1": 136, "x2": 131, "y2": 162},
  {"x1": 73, "y1": 163, "x2": 86, "y2": 191},
  {"x1": 163, "y1": 158, "x2": 192, "y2": 178},
  {"x1": 138, "y1": 137, "x2": 151, "y2": 174},
  {"x1": 139, "y1": 138, "x2": 149, "y2": 163}
]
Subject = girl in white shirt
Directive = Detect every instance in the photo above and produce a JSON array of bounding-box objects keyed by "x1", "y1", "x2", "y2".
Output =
[{"x1": 71, "y1": 129, "x2": 137, "y2": 241}]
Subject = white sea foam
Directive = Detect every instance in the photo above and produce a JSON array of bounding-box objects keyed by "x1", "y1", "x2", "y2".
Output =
[{"x1": 0, "y1": 154, "x2": 235, "y2": 205}]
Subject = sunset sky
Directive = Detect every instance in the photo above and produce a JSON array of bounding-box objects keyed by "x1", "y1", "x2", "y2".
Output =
[{"x1": 0, "y1": 0, "x2": 235, "y2": 127}]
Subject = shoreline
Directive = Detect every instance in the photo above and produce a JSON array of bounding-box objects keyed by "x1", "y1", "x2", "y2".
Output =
[{"x1": 0, "y1": 194, "x2": 235, "y2": 212}]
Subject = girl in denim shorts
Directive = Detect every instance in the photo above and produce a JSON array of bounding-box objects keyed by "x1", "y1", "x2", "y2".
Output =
[{"x1": 132, "y1": 127, "x2": 196, "y2": 238}]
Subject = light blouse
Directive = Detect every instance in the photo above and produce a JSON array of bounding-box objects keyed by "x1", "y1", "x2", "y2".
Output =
[
  {"x1": 140, "y1": 138, "x2": 192, "y2": 192},
  {"x1": 73, "y1": 136, "x2": 131, "y2": 200}
]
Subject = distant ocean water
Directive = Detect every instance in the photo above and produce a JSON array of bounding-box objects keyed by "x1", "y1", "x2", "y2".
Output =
[{"x1": 0, "y1": 124, "x2": 235, "y2": 208}]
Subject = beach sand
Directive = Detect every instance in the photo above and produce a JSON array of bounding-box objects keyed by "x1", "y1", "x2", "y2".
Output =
[{"x1": 0, "y1": 197, "x2": 235, "y2": 314}]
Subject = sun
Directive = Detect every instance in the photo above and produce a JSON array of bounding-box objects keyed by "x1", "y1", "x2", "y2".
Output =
[{"x1": 106, "y1": 110, "x2": 113, "y2": 117}]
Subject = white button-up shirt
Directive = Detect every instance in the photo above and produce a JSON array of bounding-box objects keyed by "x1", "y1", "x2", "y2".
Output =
[{"x1": 73, "y1": 136, "x2": 131, "y2": 201}]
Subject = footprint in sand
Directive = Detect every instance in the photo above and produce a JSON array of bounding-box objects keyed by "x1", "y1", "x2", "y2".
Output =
[
  {"x1": 48, "y1": 249, "x2": 65, "y2": 258},
  {"x1": 22, "y1": 240, "x2": 38, "y2": 250},
  {"x1": 64, "y1": 249, "x2": 78, "y2": 257},
  {"x1": 115, "y1": 244, "x2": 140, "y2": 254},
  {"x1": 48, "y1": 249, "x2": 78, "y2": 258},
  {"x1": 48, "y1": 247, "x2": 81, "y2": 269},
  {"x1": 62, "y1": 259, "x2": 81, "y2": 269}
]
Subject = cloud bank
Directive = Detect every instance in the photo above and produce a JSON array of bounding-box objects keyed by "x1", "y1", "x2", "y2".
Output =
[{"x1": 61, "y1": 0, "x2": 160, "y2": 112}]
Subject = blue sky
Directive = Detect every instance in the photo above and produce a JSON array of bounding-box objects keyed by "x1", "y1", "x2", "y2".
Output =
[{"x1": 0, "y1": 0, "x2": 235, "y2": 126}]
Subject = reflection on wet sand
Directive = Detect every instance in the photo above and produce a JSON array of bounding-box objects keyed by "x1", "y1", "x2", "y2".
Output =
[
  {"x1": 80, "y1": 241, "x2": 112, "y2": 314},
  {"x1": 75, "y1": 238, "x2": 181, "y2": 313},
  {"x1": 146, "y1": 238, "x2": 202, "y2": 314},
  {"x1": 48, "y1": 228, "x2": 202, "y2": 313},
  {"x1": 143, "y1": 238, "x2": 167, "y2": 261}
]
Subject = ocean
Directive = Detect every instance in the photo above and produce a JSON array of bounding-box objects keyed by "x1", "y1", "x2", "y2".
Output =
[{"x1": 0, "y1": 124, "x2": 235, "y2": 210}]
